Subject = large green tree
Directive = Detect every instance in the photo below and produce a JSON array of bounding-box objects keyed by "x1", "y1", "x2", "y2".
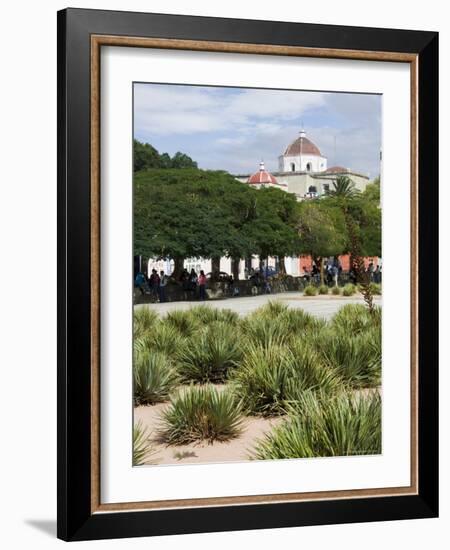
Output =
[
  {"x1": 297, "y1": 200, "x2": 347, "y2": 283},
  {"x1": 323, "y1": 176, "x2": 382, "y2": 311},
  {"x1": 134, "y1": 168, "x2": 256, "y2": 278},
  {"x1": 248, "y1": 187, "x2": 302, "y2": 273}
]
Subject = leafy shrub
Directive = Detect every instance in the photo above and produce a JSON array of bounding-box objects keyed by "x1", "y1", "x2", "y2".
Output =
[
  {"x1": 133, "y1": 422, "x2": 157, "y2": 465},
  {"x1": 331, "y1": 286, "x2": 341, "y2": 295},
  {"x1": 304, "y1": 285, "x2": 319, "y2": 296},
  {"x1": 188, "y1": 305, "x2": 239, "y2": 325},
  {"x1": 311, "y1": 327, "x2": 381, "y2": 388},
  {"x1": 160, "y1": 385, "x2": 243, "y2": 444},
  {"x1": 177, "y1": 321, "x2": 242, "y2": 383},
  {"x1": 318, "y1": 285, "x2": 329, "y2": 295},
  {"x1": 252, "y1": 390, "x2": 381, "y2": 460},
  {"x1": 134, "y1": 307, "x2": 158, "y2": 338},
  {"x1": 133, "y1": 350, "x2": 179, "y2": 405},
  {"x1": 230, "y1": 340, "x2": 341, "y2": 416},
  {"x1": 342, "y1": 283, "x2": 356, "y2": 296}
]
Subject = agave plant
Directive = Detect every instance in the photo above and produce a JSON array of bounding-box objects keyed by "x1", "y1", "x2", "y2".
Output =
[
  {"x1": 177, "y1": 321, "x2": 242, "y2": 383},
  {"x1": 188, "y1": 305, "x2": 239, "y2": 325},
  {"x1": 164, "y1": 309, "x2": 199, "y2": 337},
  {"x1": 231, "y1": 338, "x2": 342, "y2": 416},
  {"x1": 133, "y1": 422, "x2": 157, "y2": 466},
  {"x1": 160, "y1": 385, "x2": 243, "y2": 444},
  {"x1": 286, "y1": 338, "x2": 344, "y2": 398},
  {"x1": 133, "y1": 350, "x2": 179, "y2": 405},
  {"x1": 251, "y1": 300, "x2": 289, "y2": 319},
  {"x1": 311, "y1": 327, "x2": 381, "y2": 388},
  {"x1": 252, "y1": 390, "x2": 381, "y2": 460},
  {"x1": 342, "y1": 283, "x2": 356, "y2": 296},
  {"x1": 331, "y1": 303, "x2": 381, "y2": 334},
  {"x1": 278, "y1": 307, "x2": 326, "y2": 337},
  {"x1": 133, "y1": 307, "x2": 158, "y2": 338},
  {"x1": 230, "y1": 343, "x2": 293, "y2": 416},
  {"x1": 304, "y1": 285, "x2": 319, "y2": 296},
  {"x1": 137, "y1": 322, "x2": 186, "y2": 360},
  {"x1": 240, "y1": 315, "x2": 290, "y2": 349}
]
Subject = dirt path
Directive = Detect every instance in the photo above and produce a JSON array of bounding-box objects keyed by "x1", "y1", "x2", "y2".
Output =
[{"x1": 134, "y1": 403, "x2": 283, "y2": 466}]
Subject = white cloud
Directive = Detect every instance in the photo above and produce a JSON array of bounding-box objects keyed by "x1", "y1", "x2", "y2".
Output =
[
  {"x1": 134, "y1": 83, "x2": 381, "y2": 177},
  {"x1": 134, "y1": 84, "x2": 326, "y2": 137}
]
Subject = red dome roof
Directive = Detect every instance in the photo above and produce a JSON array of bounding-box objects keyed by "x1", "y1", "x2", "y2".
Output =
[
  {"x1": 284, "y1": 134, "x2": 322, "y2": 157},
  {"x1": 247, "y1": 162, "x2": 278, "y2": 185},
  {"x1": 325, "y1": 166, "x2": 349, "y2": 173}
]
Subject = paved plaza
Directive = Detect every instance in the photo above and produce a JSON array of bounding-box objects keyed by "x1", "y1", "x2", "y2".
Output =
[{"x1": 135, "y1": 292, "x2": 382, "y2": 320}]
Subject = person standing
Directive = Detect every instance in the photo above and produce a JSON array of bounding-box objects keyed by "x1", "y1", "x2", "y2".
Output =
[
  {"x1": 198, "y1": 270, "x2": 207, "y2": 301},
  {"x1": 158, "y1": 270, "x2": 167, "y2": 303},
  {"x1": 149, "y1": 269, "x2": 160, "y2": 301}
]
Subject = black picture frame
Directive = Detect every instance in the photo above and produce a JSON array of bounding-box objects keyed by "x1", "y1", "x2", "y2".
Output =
[{"x1": 57, "y1": 7, "x2": 438, "y2": 542}]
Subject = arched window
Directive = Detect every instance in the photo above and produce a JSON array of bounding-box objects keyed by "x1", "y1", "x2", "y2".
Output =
[
  {"x1": 290, "y1": 163, "x2": 295, "y2": 172},
  {"x1": 306, "y1": 162, "x2": 312, "y2": 172},
  {"x1": 308, "y1": 185, "x2": 317, "y2": 194}
]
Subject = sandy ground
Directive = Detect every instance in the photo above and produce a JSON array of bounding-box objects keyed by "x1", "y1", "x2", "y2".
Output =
[
  {"x1": 134, "y1": 401, "x2": 284, "y2": 466},
  {"x1": 135, "y1": 291, "x2": 382, "y2": 320}
]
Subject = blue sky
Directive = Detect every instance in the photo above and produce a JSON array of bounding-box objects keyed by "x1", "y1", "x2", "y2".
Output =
[{"x1": 134, "y1": 83, "x2": 381, "y2": 178}]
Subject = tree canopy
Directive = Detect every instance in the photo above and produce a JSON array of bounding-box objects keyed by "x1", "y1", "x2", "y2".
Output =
[
  {"x1": 134, "y1": 165, "x2": 381, "y2": 277},
  {"x1": 133, "y1": 139, "x2": 198, "y2": 172},
  {"x1": 134, "y1": 169, "x2": 302, "y2": 266}
]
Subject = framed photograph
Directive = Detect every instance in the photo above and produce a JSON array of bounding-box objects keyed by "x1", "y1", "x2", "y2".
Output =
[{"x1": 57, "y1": 8, "x2": 438, "y2": 541}]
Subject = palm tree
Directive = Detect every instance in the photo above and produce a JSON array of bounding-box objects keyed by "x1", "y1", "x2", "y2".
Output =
[
  {"x1": 327, "y1": 176, "x2": 374, "y2": 313},
  {"x1": 328, "y1": 175, "x2": 360, "y2": 199}
]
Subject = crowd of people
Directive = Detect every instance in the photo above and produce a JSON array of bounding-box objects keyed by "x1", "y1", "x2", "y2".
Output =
[
  {"x1": 134, "y1": 268, "x2": 208, "y2": 302},
  {"x1": 135, "y1": 261, "x2": 382, "y2": 303},
  {"x1": 302, "y1": 260, "x2": 382, "y2": 286}
]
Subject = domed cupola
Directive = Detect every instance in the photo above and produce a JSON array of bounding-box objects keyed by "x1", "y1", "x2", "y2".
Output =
[
  {"x1": 278, "y1": 129, "x2": 328, "y2": 173},
  {"x1": 247, "y1": 161, "x2": 278, "y2": 186}
]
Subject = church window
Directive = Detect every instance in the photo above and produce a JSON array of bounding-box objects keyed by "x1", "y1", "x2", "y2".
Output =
[
  {"x1": 306, "y1": 162, "x2": 312, "y2": 172},
  {"x1": 290, "y1": 163, "x2": 295, "y2": 172}
]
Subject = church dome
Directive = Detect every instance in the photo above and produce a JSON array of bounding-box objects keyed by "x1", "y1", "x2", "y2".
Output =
[
  {"x1": 248, "y1": 161, "x2": 278, "y2": 185},
  {"x1": 325, "y1": 166, "x2": 349, "y2": 173},
  {"x1": 284, "y1": 131, "x2": 322, "y2": 157}
]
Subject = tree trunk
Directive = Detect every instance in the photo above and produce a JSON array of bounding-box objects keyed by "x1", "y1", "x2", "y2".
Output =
[
  {"x1": 211, "y1": 256, "x2": 221, "y2": 281},
  {"x1": 172, "y1": 257, "x2": 185, "y2": 280},
  {"x1": 346, "y1": 213, "x2": 374, "y2": 313},
  {"x1": 232, "y1": 257, "x2": 240, "y2": 281},
  {"x1": 320, "y1": 259, "x2": 324, "y2": 285},
  {"x1": 278, "y1": 256, "x2": 286, "y2": 275}
]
